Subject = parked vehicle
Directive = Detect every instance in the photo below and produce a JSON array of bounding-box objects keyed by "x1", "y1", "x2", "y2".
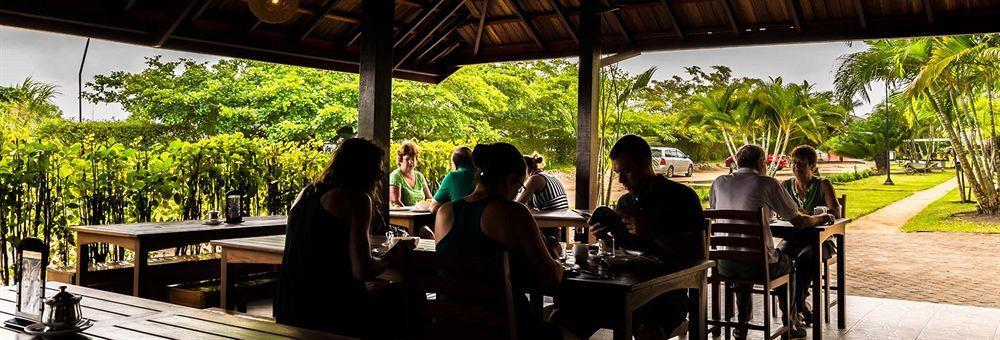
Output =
[
  {"x1": 651, "y1": 147, "x2": 694, "y2": 177},
  {"x1": 725, "y1": 154, "x2": 788, "y2": 172}
]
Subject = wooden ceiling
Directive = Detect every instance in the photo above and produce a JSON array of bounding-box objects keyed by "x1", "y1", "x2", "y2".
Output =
[{"x1": 2, "y1": 0, "x2": 1000, "y2": 83}]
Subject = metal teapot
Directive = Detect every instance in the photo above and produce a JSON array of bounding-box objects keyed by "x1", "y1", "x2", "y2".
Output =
[{"x1": 42, "y1": 286, "x2": 82, "y2": 330}]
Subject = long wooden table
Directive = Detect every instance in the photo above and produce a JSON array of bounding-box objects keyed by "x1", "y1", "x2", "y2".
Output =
[
  {"x1": 72, "y1": 216, "x2": 287, "y2": 299},
  {"x1": 211, "y1": 235, "x2": 435, "y2": 310},
  {"x1": 769, "y1": 218, "x2": 850, "y2": 340},
  {"x1": 0, "y1": 283, "x2": 352, "y2": 339},
  {"x1": 213, "y1": 234, "x2": 713, "y2": 340},
  {"x1": 389, "y1": 209, "x2": 590, "y2": 242}
]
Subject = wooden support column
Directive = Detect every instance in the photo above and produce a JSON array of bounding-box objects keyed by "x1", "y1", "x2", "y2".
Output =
[
  {"x1": 359, "y1": 0, "x2": 393, "y2": 213},
  {"x1": 576, "y1": 0, "x2": 600, "y2": 211}
]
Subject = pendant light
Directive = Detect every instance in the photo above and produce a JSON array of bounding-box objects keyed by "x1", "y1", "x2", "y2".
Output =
[{"x1": 248, "y1": 0, "x2": 300, "y2": 24}]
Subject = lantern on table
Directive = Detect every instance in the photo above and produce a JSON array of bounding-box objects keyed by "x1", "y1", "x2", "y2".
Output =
[{"x1": 225, "y1": 190, "x2": 244, "y2": 224}]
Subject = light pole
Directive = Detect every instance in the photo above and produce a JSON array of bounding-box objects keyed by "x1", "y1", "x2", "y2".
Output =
[{"x1": 883, "y1": 82, "x2": 894, "y2": 185}]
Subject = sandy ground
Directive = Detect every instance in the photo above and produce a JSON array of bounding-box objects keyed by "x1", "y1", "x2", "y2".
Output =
[{"x1": 552, "y1": 161, "x2": 874, "y2": 207}]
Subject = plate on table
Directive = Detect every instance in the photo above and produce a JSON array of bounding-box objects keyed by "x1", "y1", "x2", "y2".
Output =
[
  {"x1": 561, "y1": 262, "x2": 580, "y2": 270},
  {"x1": 408, "y1": 207, "x2": 431, "y2": 213},
  {"x1": 202, "y1": 219, "x2": 222, "y2": 226},
  {"x1": 390, "y1": 206, "x2": 410, "y2": 211},
  {"x1": 24, "y1": 319, "x2": 93, "y2": 336}
]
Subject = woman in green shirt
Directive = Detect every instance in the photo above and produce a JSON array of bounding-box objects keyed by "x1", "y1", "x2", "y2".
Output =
[{"x1": 389, "y1": 141, "x2": 433, "y2": 207}]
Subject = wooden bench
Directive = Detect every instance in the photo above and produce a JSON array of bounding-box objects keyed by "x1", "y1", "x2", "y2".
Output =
[{"x1": 56, "y1": 253, "x2": 223, "y2": 299}]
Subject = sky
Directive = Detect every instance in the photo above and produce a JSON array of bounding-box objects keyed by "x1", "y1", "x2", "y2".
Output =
[{"x1": 1, "y1": 25, "x2": 881, "y2": 121}]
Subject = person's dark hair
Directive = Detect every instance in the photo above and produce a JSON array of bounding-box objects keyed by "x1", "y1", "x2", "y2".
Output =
[
  {"x1": 473, "y1": 143, "x2": 526, "y2": 185},
  {"x1": 609, "y1": 134, "x2": 652, "y2": 165},
  {"x1": 736, "y1": 144, "x2": 766, "y2": 169},
  {"x1": 397, "y1": 141, "x2": 419, "y2": 164},
  {"x1": 790, "y1": 145, "x2": 818, "y2": 166},
  {"x1": 451, "y1": 146, "x2": 473, "y2": 168},
  {"x1": 315, "y1": 138, "x2": 386, "y2": 203},
  {"x1": 522, "y1": 153, "x2": 545, "y2": 171}
]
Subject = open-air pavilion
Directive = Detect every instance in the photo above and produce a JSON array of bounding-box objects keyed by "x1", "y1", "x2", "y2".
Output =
[{"x1": 1, "y1": 0, "x2": 999, "y2": 339}]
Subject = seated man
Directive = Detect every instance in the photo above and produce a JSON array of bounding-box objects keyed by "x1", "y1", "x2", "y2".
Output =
[
  {"x1": 429, "y1": 146, "x2": 476, "y2": 214},
  {"x1": 555, "y1": 135, "x2": 706, "y2": 340},
  {"x1": 709, "y1": 144, "x2": 833, "y2": 340}
]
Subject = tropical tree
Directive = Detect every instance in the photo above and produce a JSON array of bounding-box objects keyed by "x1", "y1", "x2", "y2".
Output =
[
  {"x1": 0, "y1": 78, "x2": 63, "y2": 133},
  {"x1": 836, "y1": 36, "x2": 999, "y2": 215}
]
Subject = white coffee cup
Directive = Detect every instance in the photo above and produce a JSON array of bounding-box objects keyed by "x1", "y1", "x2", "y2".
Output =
[{"x1": 813, "y1": 206, "x2": 829, "y2": 215}]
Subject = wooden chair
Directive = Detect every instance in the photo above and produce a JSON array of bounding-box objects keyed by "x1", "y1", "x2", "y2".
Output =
[
  {"x1": 821, "y1": 194, "x2": 846, "y2": 324},
  {"x1": 399, "y1": 250, "x2": 517, "y2": 340},
  {"x1": 704, "y1": 208, "x2": 792, "y2": 340}
]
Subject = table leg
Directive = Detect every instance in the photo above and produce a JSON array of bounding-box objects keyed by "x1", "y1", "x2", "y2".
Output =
[
  {"x1": 75, "y1": 242, "x2": 90, "y2": 286},
  {"x1": 133, "y1": 242, "x2": 148, "y2": 297},
  {"x1": 615, "y1": 293, "x2": 633, "y2": 340},
  {"x1": 221, "y1": 250, "x2": 233, "y2": 310},
  {"x1": 812, "y1": 235, "x2": 823, "y2": 340},
  {"x1": 689, "y1": 275, "x2": 708, "y2": 340},
  {"x1": 711, "y1": 281, "x2": 720, "y2": 336},
  {"x1": 836, "y1": 234, "x2": 846, "y2": 329}
]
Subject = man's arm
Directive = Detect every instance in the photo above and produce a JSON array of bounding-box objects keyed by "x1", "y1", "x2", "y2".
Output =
[{"x1": 766, "y1": 179, "x2": 832, "y2": 229}]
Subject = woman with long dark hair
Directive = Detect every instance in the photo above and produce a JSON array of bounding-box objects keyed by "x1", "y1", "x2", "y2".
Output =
[
  {"x1": 275, "y1": 138, "x2": 412, "y2": 338},
  {"x1": 434, "y1": 143, "x2": 564, "y2": 339}
]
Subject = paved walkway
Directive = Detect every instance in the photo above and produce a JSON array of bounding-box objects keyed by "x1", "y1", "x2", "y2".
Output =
[
  {"x1": 847, "y1": 179, "x2": 958, "y2": 233},
  {"x1": 843, "y1": 178, "x2": 1000, "y2": 308}
]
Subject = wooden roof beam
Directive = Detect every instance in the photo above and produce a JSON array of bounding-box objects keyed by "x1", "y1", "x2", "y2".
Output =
[
  {"x1": 298, "y1": 0, "x2": 339, "y2": 41},
  {"x1": 462, "y1": 0, "x2": 482, "y2": 17},
  {"x1": 659, "y1": 0, "x2": 685, "y2": 40},
  {"x1": 124, "y1": 0, "x2": 137, "y2": 10},
  {"x1": 431, "y1": 41, "x2": 462, "y2": 64},
  {"x1": 854, "y1": 0, "x2": 866, "y2": 29},
  {"x1": 605, "y1": 7, "x2": 633, "y2": 46},
  {"x1": 396, "y1": 0, "x2": 466, "y2": 68},
  {"x1": 600, "y1": 50, "x2": 640, "y2": 67},
  {"x1": 784, "y1": 0, "x2": 802, "y2": 33},
  {"x1": 473, "y1": 0, "x2": 489, "y2": 55},
  {"x1": 505, "y1": 0, "x2": 545, "y2": 50},
  {"x1": 922, "y1": 0, "x2": 934, "y2": 24},
  {"x1": 720, "y1": 0, "x2": 739, "y2": 37},
  {"x1": 395, "y1": 0, "x2": 447, "y2": 48},
  {"x1": 417, "y1": 15, "x2": 468, "y2": 62},
  {"x1": 548, "y1": 0, "x2": 578, "y2": 44},
  {"x1": 152, "y1": 0, "x2": 204, "y2": 47},
  {"x1": 398, "y1": 0, "x2": 427, "y2": 8}
]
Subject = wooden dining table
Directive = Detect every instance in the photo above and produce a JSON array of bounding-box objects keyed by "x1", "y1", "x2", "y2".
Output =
[
  {"x1": 770, "y1": 217, "x2": 850, "y2": 340},
  {"x1": 72, "y1": 216, "x2": 287, "y2": 299},
  {"x1": 389, "y1": 208, "x2": 590, "y2": 242},
  {"x1": 0, "y1": 283, "x2": 352, "y2": 339},
  {"x1": 212, "y1": 234, "x2": 713, "y2": 340}
]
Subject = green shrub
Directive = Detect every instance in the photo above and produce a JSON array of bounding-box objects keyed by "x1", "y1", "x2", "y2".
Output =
[
  {"x1": 35, "y1": 119, "x2": 193, "y2": 147},
  {"x1": 826, "y1": 167, "x2": 874, "y2": 184}
]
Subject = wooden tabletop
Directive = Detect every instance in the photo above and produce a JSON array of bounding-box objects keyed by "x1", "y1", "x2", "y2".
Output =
[
  {"x1": 532, "y1": 209, "x2": 588, "y2": 221},
  {"x1": 388, "y1": 210, "x2": 433, "y2": 218},
  {"x1": 769, "y1": 218, "x2": 852, "y2": 235},
  {"x1": 563, "y1": 259, "x2": 714, "y2": 292},
  {"x1": 72, "y1": 215, "x2": 288, "y2": 238},
  {"x1": 0, "y1": 283, "x2": 353, "y2": 339},
  {"x1": 212, "y1": 235, "x2": 436, "y2": 255}
]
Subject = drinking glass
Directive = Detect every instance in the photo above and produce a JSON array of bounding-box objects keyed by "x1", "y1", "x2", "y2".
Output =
[{"x1": 598, "y1": 237, "x2": 615, "y2": 258}]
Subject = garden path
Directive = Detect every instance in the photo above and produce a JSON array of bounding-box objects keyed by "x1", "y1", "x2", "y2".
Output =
[{"x1": 847, "y1": 179, "x2": 958, "y2": 233}]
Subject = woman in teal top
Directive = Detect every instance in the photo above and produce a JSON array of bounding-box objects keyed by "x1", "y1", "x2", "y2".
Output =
[
  {"x1": 429, "y1": 146, "x2": 477, "y2": 213},
  {"x1": 389, "y1": 141, "x2": 432, "y2": 207},
  {"x1": 779, "y1": 145, "x2": 841, "y2": 326}
]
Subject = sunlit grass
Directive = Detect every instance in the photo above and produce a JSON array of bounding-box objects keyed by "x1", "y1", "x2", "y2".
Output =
[
  {"x1": 833, "y1": 171, "x2": 955, "y2": 220},
  {"x1": 902, "y1": 189, "x2": 1000, "y2": 233}
]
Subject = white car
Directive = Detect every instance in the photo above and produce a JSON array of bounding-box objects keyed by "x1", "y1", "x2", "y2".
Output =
[{"x1": 651, "y1": 147, "x2": 694, "y2": 177}]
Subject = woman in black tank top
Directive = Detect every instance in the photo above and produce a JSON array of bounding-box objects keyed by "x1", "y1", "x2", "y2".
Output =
[
  {"x1": 434, "y1": 143, "x2": 564, "y2": 339},
  {"x1": 275, "y1": 138, "x2": 413, "y2": 339}
]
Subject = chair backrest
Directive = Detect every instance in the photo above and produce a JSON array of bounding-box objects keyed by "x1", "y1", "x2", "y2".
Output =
[
  {"x1": 703, "y1": 208, "x2": 770, "y2": 274},
  {"x1": 837, "y1": 194, "x2": 847, "y2": 218},
  {"x1": 400, "y1": 250, "x2": 516, "y2": 340}
]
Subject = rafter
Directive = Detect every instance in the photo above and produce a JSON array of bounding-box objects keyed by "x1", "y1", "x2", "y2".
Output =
[
  {"x1": 431, "y1": 41, "x2": 462, "y2": 64},
  {"x1": 720, "y1": 0, "x2": 739, "y2": 37},
  {"x1": 853, "y1": 0, "x2": 866, "y2": 29},
  {"x1": 462, "y1": 0, "x2": 482, "y2": 17},
  {"x1": 605, "y1": 6, "x2": 632, "y2": 46},
  {"x1": 395, "y1": 0, "x2": 446, "y2": 48},
  {"x1": 548, "y1": 0, "x2": 577, "y2": 44},
  {"x1": 922, "y1": 0, "x2": 934, "y2": 24},
  {"x1": 418, "y1": 16, "x2": 468, "y2": 62},
  {"x1": 298, "y1": 0, "x2": 339, "y2": 41},
  {"x1": 396, "y1": 0, "x2": 466, "y2": 68},
  {"x1": 124, "y1": 0, "x2": 137, "y2": 10},
  {"x1": 784, "y1": 0, "x2": 802, "y2": 33},
  {"x1": 152, "y1": 0, "x2": 203, "y2": 47},
  {"x1": 474, "y1": 0, "x2": 489, "y2": 55},
  {"x1": 659, "y1": 0, "x2": 684, "y2": 40},
  {"x1": 398, "y1": 0, "x2": 427, "y2": 8},
  {"x1": 505, "y1": 0, "x2": 544, "y2": 50}
]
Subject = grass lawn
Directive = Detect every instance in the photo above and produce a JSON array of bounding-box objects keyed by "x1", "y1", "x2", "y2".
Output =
[
  {"x1": 902, "y1": 189, "x2": 1000, "y2": 233},
  {"x1": 834, "y1": 171, "x2": 955, "y2": 220}
]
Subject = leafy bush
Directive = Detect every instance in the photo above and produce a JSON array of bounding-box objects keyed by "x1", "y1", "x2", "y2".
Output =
[
  {"x1": 35, "y1": 119, "x2": 193, "y2": 147},
  {"x1": 826, "y1": 167, "x2": 874, "y2": 184},
  {"x1": 0, "y1": 132, "x2": 327, "y2": 283}
]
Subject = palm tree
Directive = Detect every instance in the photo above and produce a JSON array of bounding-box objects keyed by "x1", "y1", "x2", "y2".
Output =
[{"x1": 1, "y1": 78, "x2": 62, "y2": 132}]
